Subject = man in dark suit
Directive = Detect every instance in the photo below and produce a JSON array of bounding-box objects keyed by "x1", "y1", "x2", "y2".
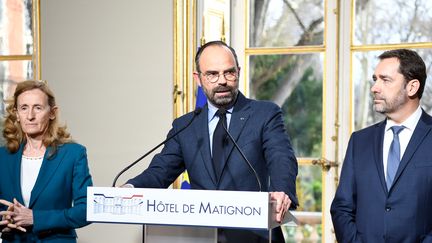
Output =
[
  {"x1": 125, "y1": 41, "x2": 298, "y2": 242},
  {"x1": 331, "y1": 49, "x2": 432, "y2": 242}
]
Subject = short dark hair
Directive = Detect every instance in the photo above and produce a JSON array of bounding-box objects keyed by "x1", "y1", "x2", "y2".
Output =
[
  {"x1": 194, "y1": 41, "x2": 240, "y2": 73},
  {"x1": 378, "y1": 49, "x2": 427, "y2": 99}
]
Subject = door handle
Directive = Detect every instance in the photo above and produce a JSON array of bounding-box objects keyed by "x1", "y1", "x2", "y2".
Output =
[
  {"x1": 311, "y1": 158, "x2": 338, "y2": 171},
  {"x1": 173, "y1": 84, "x2": 183, "y2": 103}
]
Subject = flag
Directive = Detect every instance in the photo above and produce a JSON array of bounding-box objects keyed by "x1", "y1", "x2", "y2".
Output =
[
  {"x1": 195, "y1": 86, "x2": 207, "y2": 108},
  {"x1": 180, "y1": 86, "x2": 207, "y2": 189}
]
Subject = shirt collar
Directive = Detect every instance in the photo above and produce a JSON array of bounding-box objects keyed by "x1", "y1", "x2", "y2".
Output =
[
  {"x1": 207, "y1": 102, "x2": 234, "y2": 122},
  {"x1": 386, "y1": 105, "x2": 422, "y2": 132}
]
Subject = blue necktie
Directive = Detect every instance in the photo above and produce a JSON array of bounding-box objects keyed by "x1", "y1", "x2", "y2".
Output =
[
  {"x1": 386, "y1": 126, "x2": 404, "y2": 189},
  {"x1": 212, "y1": 111, "x2": 227, "y2": 179}
]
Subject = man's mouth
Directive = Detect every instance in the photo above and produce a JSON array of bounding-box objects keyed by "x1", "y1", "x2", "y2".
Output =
[{"x1": 373, "y1": 96, "x2": 385, "y2": 103}]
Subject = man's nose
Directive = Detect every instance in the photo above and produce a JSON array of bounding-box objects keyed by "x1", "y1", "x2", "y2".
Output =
[
  {"x1": 217, "y1": 73, "x2": 228, "y2": 85},
  {"x1": 370, "y1": 81, "x2": 380, "y2": 93}
]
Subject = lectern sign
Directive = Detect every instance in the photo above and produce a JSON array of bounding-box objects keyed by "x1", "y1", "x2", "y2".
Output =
[{"x1": 87, "y1": 187, "x2": 272, "y2": 229}]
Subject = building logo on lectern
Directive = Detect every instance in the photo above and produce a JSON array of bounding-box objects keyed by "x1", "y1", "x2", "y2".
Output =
[{"x1": 93, "y1": 193, "x2": 144, "y2": 215}]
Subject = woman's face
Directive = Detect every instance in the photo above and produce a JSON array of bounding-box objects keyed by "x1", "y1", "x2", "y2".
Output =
[{"x1": 16, "y1": 89, "x2": 56, "y2": 140}]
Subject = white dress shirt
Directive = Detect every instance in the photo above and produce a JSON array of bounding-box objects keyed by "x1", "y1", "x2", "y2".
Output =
[
  {"x1": 207, "y1": 102, "x2": 233, "y2": 156},
  {"x1": 383, "y1": 105, "x2": 422, "y2": 180},
  {"x1": 21, "y1": 155, "x2": 43, "y2": 207}
]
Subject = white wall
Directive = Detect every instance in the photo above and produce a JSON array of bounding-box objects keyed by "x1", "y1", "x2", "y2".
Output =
[{"x1": 40, "y1": 1, "x2": 173, "y2": 242}]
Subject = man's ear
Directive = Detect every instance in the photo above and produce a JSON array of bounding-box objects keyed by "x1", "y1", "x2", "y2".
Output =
[
  {"x1": 407, "y1": 79, "x2": 420, "y2": 97},
  {"x1": 193, "y1": 72, "x2": 202, "y2": 87}
]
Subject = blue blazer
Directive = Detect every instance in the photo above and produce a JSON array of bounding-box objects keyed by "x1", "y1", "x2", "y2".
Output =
[
  {"x1": 0, "y1": 143, "x2": 93, "y2": 243},
  {"x1": 128, "y1": 92, "x2": 298, "y2": 206},
  {"x1": 128, "y1": 93, "x2": 298, "y2": 242},
  {"x1": 331, "y1": 111, "x2": 432, "y2": 243}
]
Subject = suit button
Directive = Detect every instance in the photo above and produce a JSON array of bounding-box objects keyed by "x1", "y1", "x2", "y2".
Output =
[{"x1": 385, "y1": 207, "x2": 391, "y2": 212}]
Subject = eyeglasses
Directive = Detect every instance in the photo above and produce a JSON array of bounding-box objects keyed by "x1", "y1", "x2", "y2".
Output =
[{"x1": 200, "y1": 70, "x2": 238, "y2": 83}]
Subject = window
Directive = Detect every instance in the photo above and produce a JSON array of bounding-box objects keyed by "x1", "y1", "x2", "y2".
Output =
[
  {"x1": 247, "y1": 0, "x2": 326, "y2": 241},
  {"x1": 0, "y1": 0, "x2": 40, "y2": 145},
  {"x1": 352, "y1": 0, "x2": 432, "y2": 130}
]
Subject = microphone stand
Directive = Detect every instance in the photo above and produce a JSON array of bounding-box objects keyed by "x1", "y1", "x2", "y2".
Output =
[{"x1": 218, "y1": 109, "x2": 262, "y2": 191}]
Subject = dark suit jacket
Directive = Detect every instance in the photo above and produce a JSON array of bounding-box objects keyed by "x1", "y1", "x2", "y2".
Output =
[
  {"x1": 127, "y1": 92, "x2": 298, "y2": 242},
  {"x1": 331, "y1": 110, "x2": 432, "y2": 243},
  {"x1": 0, "y1": 143, "x2": 93, "y2": 243}
]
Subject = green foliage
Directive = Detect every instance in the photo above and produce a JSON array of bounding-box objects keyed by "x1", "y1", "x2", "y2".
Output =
[
  {"x1": 251, "y1": 55, "x2": 323, "y2": 157},
  {"x1": 296, "y1": 165, "x2": 322, "y2": 212},
  {"x1": 252, "y1": 55, "x2": 296, "y2": 101},
  {"x1": 312, "y1": 180, "x2": 322, "y2": 210},
  {"x1": 250, "y1": 53, "x2": 323, "y2": 222},
  {"x1": 283, "y1": 66, "x2": 322, "y2": 157}
]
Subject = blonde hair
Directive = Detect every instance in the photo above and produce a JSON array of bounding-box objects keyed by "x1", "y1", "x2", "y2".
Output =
[{"x1": 3, "y1": 80, "x2": 72, "y2": 154}]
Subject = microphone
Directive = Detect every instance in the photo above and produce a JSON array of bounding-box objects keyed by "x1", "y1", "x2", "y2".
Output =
[
  {"x1": 217, "y1": 108, "x2": 262, "y2": 191},
  {"x1": 112, "y1": 108, "x2": 203, "y2": 187}
]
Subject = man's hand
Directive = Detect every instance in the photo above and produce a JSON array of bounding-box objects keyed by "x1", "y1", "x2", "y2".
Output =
[
  {"x1": 120, "y1": 184, "x2": 134, "y2": 188},
  {"x1": 270, "y1": 192, "x2": 291, "y2": 223}
]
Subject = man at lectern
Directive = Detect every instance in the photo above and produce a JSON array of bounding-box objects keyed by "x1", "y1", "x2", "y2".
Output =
[{"x1": 124, "y1": 41, "x2": 298, "y2": 243}]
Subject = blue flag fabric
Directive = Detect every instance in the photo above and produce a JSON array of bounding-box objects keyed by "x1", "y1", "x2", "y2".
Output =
[
  {"x1": 180, "y1": 87, "x2": 207, "y2": 189},
  {"x1": 195, "y1": 86, "x2": 207, "y2": 108}
]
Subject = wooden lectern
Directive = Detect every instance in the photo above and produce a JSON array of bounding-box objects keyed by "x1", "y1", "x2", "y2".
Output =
[{"x1": 87, "y1": 187, "x2": 297, "y2": 243}]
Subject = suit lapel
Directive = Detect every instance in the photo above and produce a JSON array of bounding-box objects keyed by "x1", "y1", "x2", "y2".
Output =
[
  {"x1": 224, "y1": 94, "x2": 251, "y2": 163},
  {"x1": 198, "y1": 93, "x2": 252, "y2": 184},
  {"x1": 195, "y1": 106, "x2": 218, "y2": 185},
  {"x1": 11, "y1": 145, "x2": 25, "y2": 204},
  {"x1": 392, "y1": 111, "x2": 432, "y2": 189},
  {"x1": 29, "y1": 147, "x2": 65, "y2": 208},
  {"x1": 373, "y1": 121, "x2": 388, "y2": 193}
]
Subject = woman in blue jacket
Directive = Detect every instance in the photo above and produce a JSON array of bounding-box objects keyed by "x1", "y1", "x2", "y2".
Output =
[{"x1": 0, "y1": 80, "x2": 93, "y2": 242}]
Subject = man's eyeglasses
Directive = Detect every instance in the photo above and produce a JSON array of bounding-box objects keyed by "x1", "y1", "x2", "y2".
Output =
[{"x1": 200, "y1": 70, "x2": 238, "y2": 83}]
